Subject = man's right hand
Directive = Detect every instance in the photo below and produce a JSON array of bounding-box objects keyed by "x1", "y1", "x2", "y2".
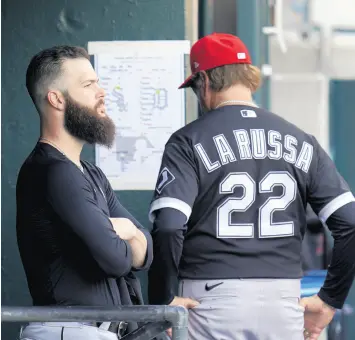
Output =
[
  {"x1": 169, "y1": 296, "x2": 200, "y2": 309},
  {"x1": 166, "y1": 296, "x2": 199, "y2": 338},
  {"x1": 109, "y1": 218, "x2": 137, "y2": 240},
  {"x1": 300, "y1": 294, "x2": 336, "y2": 340}
]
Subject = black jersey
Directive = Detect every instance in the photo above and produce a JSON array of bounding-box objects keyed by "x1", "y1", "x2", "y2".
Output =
[
  {"x1": 148, "y1": 105, "x2": 354, "y2": 280},
  {"x1": 16, "y1": 142, "x2": 152, "y2": 306}
]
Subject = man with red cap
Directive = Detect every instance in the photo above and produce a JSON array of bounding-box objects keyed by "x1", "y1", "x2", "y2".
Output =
[{"x1": 148, "y1": 33, "x2": 355, "y2": 340}]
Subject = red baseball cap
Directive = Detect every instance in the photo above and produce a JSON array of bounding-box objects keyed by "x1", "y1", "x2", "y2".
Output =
[{"x1": 179, "y1": 32, "x2": 252, "y2": 89}]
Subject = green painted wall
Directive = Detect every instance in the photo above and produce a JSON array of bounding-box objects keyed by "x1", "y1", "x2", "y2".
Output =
[
  {"x1": 236, "y1": 0, "x2": 271, "y2": 110},
  {"x1": 329, "y1": 80, "x2": 355, "y2": 339},
  {"x1": 329, "y1": 80, "x2": 355, "y2": 192},
  {"x1": 1, "y1": 0, "x2": 184, "y2": 338}
]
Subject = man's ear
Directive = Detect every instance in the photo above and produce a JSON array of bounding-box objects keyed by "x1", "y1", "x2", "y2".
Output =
[
  {"x1": 200, "y1": 70, "x2": 210, "y2": 96},
  {"x1": 47, "y1": 90, "x2": 65, "y2": 111}
]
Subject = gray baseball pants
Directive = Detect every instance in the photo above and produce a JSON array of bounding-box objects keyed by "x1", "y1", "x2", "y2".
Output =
[
  {"x1": 19, "y1": 322, "x2": 121, "y2": 340},
  {"x1": 179, "y1": 278, "x2": 305, "y2": 340}
]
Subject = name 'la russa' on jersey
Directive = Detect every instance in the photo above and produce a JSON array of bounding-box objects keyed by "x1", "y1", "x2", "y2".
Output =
[
  {"x1": 149, "y1": 105, "x2": 353, "y2": 281},
  {"x1": 194, "y1": 125, "x2": 313, "y2": 174}
]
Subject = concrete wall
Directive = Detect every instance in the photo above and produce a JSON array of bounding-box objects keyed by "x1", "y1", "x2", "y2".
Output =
[
  {"x1": 311, "y1": 0, "x2": 355, "y2": 29},
  {"x1": 269, "y1": 0, "x2": 355, "y2": 150}
]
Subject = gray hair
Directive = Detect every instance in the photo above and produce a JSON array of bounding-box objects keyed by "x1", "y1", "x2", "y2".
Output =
[{"x1": 190, "y1": 64, "x2": 262, "y2": 93}]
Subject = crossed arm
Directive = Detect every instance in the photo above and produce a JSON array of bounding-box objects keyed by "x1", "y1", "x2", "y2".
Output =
[
  {"x1": 109, "y1": 217, "x2": 149, "y2": 269},
  {"x1": 47, "y1": 163, "x2": 153, "y2": 277},
  {"x1": 103, "y1": 170, "x2": 153, "y2": 271}
]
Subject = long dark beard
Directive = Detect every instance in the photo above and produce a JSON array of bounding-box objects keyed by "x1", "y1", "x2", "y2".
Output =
[{"x1": 64, "y1": 94, "x2": 116, "y2": 148}]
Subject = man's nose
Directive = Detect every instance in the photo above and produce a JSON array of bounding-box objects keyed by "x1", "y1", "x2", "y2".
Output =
[{"x1": 97, "y1": 86, "x2": 106, "y2": 99}]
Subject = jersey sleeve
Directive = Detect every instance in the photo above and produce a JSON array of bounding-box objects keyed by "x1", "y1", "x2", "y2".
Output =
[
  {"x1": 307, "y1": 137, "x2": 355, "y2": 223},
  {"x1": 149, "y1": 141, "x2": 199, "y2": 224},
  {"x1": 317, "y1": 202, "x2": 355, "y2": 308}
]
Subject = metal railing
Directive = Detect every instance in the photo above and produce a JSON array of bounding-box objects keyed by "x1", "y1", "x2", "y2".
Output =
[{"x1": 1, "y1": 305, "x2": 188, "y2": 340}]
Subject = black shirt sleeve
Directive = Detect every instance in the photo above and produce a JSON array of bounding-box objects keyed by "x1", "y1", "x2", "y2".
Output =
[
  {"x1": 147, "y1": 140, "x2": 198, "y2": 304},
  {"x1": 100, "y1": 170, "x2": 153, "y2": 271},
  {"x1": 317, "y1": 202, "x2": 355, "y2": 309},
  {"x1": 148, "y1": 208, "x2": 186, "y2": 305},
  {"x1": 148, "y1": 141, "x2": 199, "y2": 223},
  {"x1": 307, "y1": 137, "x2": 355, "y2": 308},
  {"x1": 46, "y1": 162, "x2": 133, "y2": 278}
]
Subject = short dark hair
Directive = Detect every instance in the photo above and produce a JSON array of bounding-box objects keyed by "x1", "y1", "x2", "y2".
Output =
[{"x1": 26, "y1": 45, "x2": 89, "y2": 110}]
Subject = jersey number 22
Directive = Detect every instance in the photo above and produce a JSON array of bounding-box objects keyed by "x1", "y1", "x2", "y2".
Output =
[{"x1": 217, "y1": 171, "x2": 296, "y2": 238}]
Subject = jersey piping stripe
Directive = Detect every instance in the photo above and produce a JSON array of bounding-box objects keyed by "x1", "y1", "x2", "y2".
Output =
[
  {"x1": 318, "y1": 192, "x2": 355, "y2": 223},
  {"x1": 149, "y1": 197, "x2": 192, "y2": 223}
]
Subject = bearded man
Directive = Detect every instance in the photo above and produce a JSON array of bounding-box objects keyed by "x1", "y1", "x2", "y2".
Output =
[{"x1": 16, "y1": 45, "x2": 153, "y2": 340}]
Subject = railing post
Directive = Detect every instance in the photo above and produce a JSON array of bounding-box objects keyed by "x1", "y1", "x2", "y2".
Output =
[
  {"x1": 164, "y1": 305, "x2": 189, "y2": 340},
  {"x1": 1, "y1": 305, "x2": 189, "y2": 340}
]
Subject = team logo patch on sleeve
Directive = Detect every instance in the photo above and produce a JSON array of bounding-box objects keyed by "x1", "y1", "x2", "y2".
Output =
[{"x1": 156, "y1": 167, "x2": 175, "y2": 194}]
